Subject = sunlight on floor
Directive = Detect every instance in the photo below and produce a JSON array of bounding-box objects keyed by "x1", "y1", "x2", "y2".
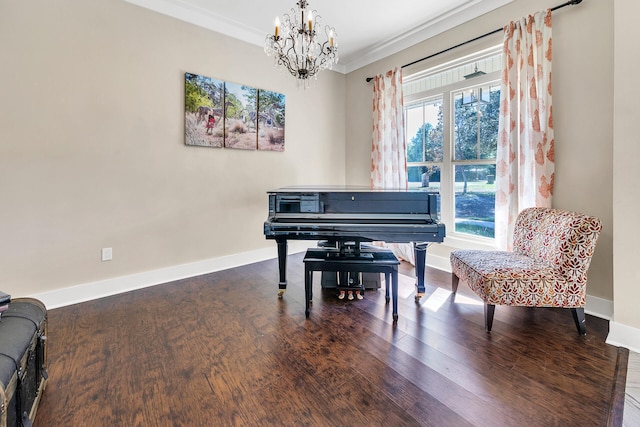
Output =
[
  {"x1": 395, "y1": 274, "x2": 418, "y2": 299},
  {"x1": 421, "y1": 288, "x2": 452, "y2": 312},
  {"x1": 392, "y1": 273, "x2": 484, "y2": 313},
  {"x1": 453, "y1": 293, "x2": 484, "y2": 306},
  {"x1": 418, "y1": 288, "x2": 483, "y2": 312}
]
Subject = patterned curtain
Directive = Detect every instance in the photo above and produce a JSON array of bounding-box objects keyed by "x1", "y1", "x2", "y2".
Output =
[
  {"x1": 371, "y1": 67, "x2": 412, "y2": 263},
  {"x1": 371, "y1": 67, "x2": 408, "y2": 190},
  {"x1": 495, "y1": 9, "x2": 554, "y2": 250}
]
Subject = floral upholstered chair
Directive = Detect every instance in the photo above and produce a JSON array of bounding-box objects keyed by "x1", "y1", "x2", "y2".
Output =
[{"x1": 449, "y1": 207, "x2": 602, "y2": 335}]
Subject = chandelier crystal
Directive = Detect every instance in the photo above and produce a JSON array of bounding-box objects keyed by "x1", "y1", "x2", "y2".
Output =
[{"x1": 264, "y1": 0, "x2": 338, "y2": 88}]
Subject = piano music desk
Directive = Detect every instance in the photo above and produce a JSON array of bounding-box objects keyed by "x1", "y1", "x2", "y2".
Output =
[{"x1": 303, "y1": 248, "x2": 400, "y2": 322}]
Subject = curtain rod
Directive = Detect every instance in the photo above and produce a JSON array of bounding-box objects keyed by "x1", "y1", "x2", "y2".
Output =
[{"x1": 365, "y1": 0, "x2": 583, "y2": 82}]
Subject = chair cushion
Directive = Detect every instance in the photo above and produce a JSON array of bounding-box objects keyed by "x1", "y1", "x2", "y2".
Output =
[
  {"x1": 512, "y1": 208, "x2": 602, "y2": 285},
  {"x1": 450, "y1": 249, "x2": 584, "y2": 308}
]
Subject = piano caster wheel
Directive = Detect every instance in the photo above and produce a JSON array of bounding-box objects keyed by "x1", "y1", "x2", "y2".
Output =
[
  {"x1": 278, "y1": 289, "x2": 285, "y2": 299},
  {"x1": 305, "y1": 309, "x2": 310, "y2": 318},
  {"x1": 385, "y1": 296, "x2": 390, "y2": 304},
  {"x1": 415, "y1": 293, "x2": 424, "y2": 303},
  {"x1": 393, "y1": 314, "x2": 398, "y2": 322}
]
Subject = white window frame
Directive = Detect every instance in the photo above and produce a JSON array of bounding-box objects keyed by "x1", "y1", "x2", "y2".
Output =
[{"x1": 404, "y1": 51, "x2": 502, "y2": 250}]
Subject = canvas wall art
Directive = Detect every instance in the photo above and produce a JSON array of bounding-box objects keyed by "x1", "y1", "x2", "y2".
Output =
[
  {"x1": 257, "y1": 89, "x2": 285, "y2": 151},
  {"x1": 184, "y1": 72, "x2": 224, "y2": 148},
  {"x1": 223, "y1": 82, "x2": 257, "y2": 150},
  {"x1": 184, "y1": 72, "x2": 285, "y2": 151}
]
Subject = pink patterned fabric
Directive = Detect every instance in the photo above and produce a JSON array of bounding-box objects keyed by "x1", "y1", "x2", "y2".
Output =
[
  {"x1": 450, "y1": 208, "x2": 602, "y2": 308},
  {"x1": 371, "y1": 67, "x2": 412, "y2": 258},
  {"x1": 371, "y1": 67, "x2": 407, "y2": 190},
  {"x1": 495, "y1": 9, "x2": 554, "y2": 250}
]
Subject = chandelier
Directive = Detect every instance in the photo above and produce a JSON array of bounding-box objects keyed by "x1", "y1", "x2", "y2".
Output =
[{"x1": 264, "y1": 0, "x2": 338, "y2": 87}]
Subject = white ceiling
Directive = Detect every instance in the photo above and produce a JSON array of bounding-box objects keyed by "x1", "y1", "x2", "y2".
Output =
[{"x1": 124, "y1": 0, "x2": 514, "y2": 73}]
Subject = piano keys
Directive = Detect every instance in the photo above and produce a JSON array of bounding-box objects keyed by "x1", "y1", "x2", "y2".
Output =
[{"x1": 263, "y1": 186, "x2": 446, "y2": 299}]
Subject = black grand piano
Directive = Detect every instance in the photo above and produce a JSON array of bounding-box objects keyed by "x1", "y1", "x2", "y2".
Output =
[{"x1": 263, "y1": 186, "x2": 446, "y2": 299}]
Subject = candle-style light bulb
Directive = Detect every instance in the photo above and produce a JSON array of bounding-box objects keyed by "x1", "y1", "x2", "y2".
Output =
[
  {"x1": 274, "y1": 17, "x2": 280, "y2": 38},
  {"x1": 329, "y1": 29, "x2": 334, "y2": 47},
  {"x1": 308, "y1": 11, "x2": 313, "y2": 32}
]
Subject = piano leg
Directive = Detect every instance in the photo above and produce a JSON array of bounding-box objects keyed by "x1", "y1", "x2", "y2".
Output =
[
  {"x1": 414, "y1": 242, "x2": 427, "y2": 301},
  {"x1": 276, "y1": 238, "x2": 288, "y2": 298},
  {"x1": 392, "y1": 267, "x2": 399, "y2": 323}
]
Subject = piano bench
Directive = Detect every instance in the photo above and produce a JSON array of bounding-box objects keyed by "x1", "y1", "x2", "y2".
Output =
[
  {"x1": 303, "y1": 248, "x2": 400, "y2": 322},
  {"x1": 317, "y1": 241, "x2": 388, "y2": 291}
]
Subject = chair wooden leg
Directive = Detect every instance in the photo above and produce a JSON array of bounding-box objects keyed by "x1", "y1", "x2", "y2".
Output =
[
  {"x1": 571, "y1": 307, "x2": 586, "y2": 336},
  {"x1": 484, "y1": 304, "x2": 495, "y2": 332},
  {"x1": 452, "y1": 273, "x2": 459, "y2": 294}
]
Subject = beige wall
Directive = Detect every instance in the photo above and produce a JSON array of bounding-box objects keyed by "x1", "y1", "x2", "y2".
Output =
[
  {"x1": 345, "y1": 0, "x2": 615, "y2": 302},
  {"x1": 0, "y1": 0, "x2": 346, "y2": 297},
  {"x1": 613, "y1": 0, "x2": 640, "y2": 331}
]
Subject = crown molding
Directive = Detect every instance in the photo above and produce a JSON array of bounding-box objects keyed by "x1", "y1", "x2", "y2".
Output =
[
  {"x1": 124, "y1": 0, "x2": 265, "y2": 45},
  {"x1": 124, "y1": 0, "x2": 512, "y2": 75},
  {"x1": 340, "y1": 0, "x2": 513, "y2": 73}
]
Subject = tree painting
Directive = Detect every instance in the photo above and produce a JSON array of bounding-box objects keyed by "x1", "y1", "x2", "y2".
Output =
[
  {"x1": 224, "y1": 82, "x2": 257, "y2": 150},
  {"x1": 184, "y1": 72, "x2": 224, "y2": 148},
  {"x1": 184, "y1": 72, "x2": 286, "y2": 151},
  {"x1": 257, "y1": 89, "x2": 285, "y2": 151}
]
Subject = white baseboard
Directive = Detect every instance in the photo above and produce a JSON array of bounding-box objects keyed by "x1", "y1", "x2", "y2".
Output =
[
  {"x1": 32, "y1": 244, "x2": 619, "y2": 338},
  {"x1": 607, "y1": 321, "x2": 640, "y2": 354},
  {"x1": 585, "y1": 294, "x2": 613, "y2": 320},
  {"x1": 427, "y1": 252, "x2": 452, "y2": 272},
  {"x1": 32, "y1": 241, "x2": 314, "y2": 310}
]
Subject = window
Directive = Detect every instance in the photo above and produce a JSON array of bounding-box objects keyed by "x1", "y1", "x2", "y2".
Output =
[{"x1": 404, "y1": 49, "x2": 501, "y2": 241}]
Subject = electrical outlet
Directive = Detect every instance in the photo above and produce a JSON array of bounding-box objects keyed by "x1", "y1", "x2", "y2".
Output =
[{"x1": 101, "y1": 247, "x2": 113, "y2": 261}]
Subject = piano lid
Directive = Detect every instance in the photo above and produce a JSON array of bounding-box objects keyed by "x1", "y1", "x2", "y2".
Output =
[
  {"x1": 264, "y1": 185, "x2": 445, "y2": 243},
  {"x1": 267, "y1": 186, "x2": 439, "y2": 217},
  {"x1": 268, "y1": 185, "x2": 436, "y2": 194}
]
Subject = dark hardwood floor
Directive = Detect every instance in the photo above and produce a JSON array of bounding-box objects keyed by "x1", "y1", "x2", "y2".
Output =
[{"x1": 35, "y1": 253, "x2": 626, "y2": 426}]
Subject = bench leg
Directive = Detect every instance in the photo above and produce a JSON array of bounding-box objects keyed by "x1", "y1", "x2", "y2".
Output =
[
  {"x1": 452, "y1": 273, "x2": 459, "y2": 294},
  {"x1": 571, "y1": 307, "x2": 587, "y2": 336},
  {"x1": 384, "y1": 272, "x2": 390, "y2": 303},
  {"x1": 305, "y1": 266, "x2": 312, "y2": 318},
  {"x1": 484, "y1": 304, "x2": 495, "y2": 332}
]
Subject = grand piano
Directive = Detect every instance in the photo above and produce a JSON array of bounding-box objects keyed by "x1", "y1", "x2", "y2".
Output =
[{"x1": 263, "y1": 186, "x2": 446, "y2": 299}]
